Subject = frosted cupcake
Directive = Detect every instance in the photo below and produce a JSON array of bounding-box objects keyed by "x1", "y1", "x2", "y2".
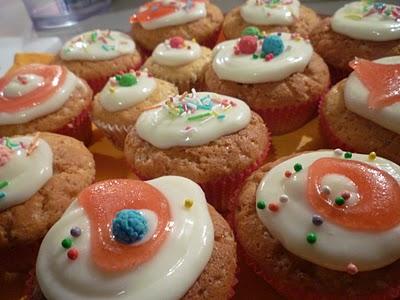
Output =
[
  {"x1": 0, "y1": 64, "x2": 93, "y2": 144},
  {"x1": 130, "y1": 0, "x2": 224, "y2": 51},
  {"x1": 320, "y1": 56, "x2": 400, "y2": 165},
  {"x1": 223, "y1": 0, "x2": 320, "y2": 40},
  {"x1": 58, "y1": 29, "x2": 143, "y2": 93},
  {"x1": 311, "y1": 1, "x2": 400, "y2": 81},
  {"x1": 0, "y1": 133, "x2": 95, "y2": 272},
  {"x1": 205, "y1": 31, "x2": 330, "y2": 135},
  {"x1": 234, "y1": 150, "x2": 400, "y2": 299},
  {"x1": 26, "y1": 177, "x2": 237, "y2": 300},
  {"x1": 144, "y1": 36, "x2": 212, "y2": 93},
  {"x1": 92, "y1": 69, "x2": 178, "y2": 149},
  {"x1": 124, "y1": 91, "x2": 270, "y2": 212}
]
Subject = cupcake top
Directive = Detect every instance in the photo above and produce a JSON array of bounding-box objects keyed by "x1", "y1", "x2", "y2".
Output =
[
  {"x1": 130, "y1": 0, "x2": 207, "y2": 30},
  {"x1": 60, "y1": 30, "x2": 136, "y2": 61},
  {"x1": 0, "y1": 64, "x2": 81, "y2": 125},
  {"x1": 240, "y1": 0, "x2": 300, "y2": 26},
  {"x1": 256, "y1": 150, "x2": 400, "y2": 274},
  {"x1": 344, "y1": 56, "x2": 400, "y2": 134},
  {"x1": 152, "y1": 36, "x2": 202, "y2": 66},
  {"x1": 331, "y1": 1, "x2": 400, "y2": 42},
  {"x1": 36, "y1": 177, "x2": 214, "y2": 300},
  {"x1": 98, "y1": 70, "x2": 156, "y2": 112},
  {"x1": 135, "y1": 90, "x2": 251, "y2": 149},
  {"x1": 0, "y1": 134, "x2": 53, "y2": 211},
  {"x1": 212, "y1": 31, "x2": 313, "y2": 84}
]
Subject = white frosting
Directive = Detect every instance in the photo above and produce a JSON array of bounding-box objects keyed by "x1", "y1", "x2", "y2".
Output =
[
  {"x1": 60, "y1": 30, "x2": 136, "y2": 61},
  {"x1": 0, "y1": 136, "x2": 53, "y2": 211},
  {"x1": 3, "y1": 74, "x2": 44, "y2": 97},
  {"x1": 344, "y1": 56, "x2": 400, "y2": 134},
  {"x1": 137, "y1": 1, "x2": 206, "y2": 30},
  {"x1": 240, "y1": 0, "x2": 300, "y2": 26},
  {"x1": 212, "y1": 33, "x2": 313, "y2": 84},
  {"x1": 0, "y1": 69, "x2": 80, "y2": 125},
  {"x1": 135, "y1": 91, "x2": 251, "y2": 149},
  {"x1": 153, "y1": 39, "x2": 201, "y2": 66},
  {"x1": 257, "y1": 151, "x2": 400, "y2": 272},
  {"x1": 331, "y1": 1, "x2": 400, "y2": 42},
  {"x1": 99, "y1": 71, "x2": 156, "y2": 112},
  {"x1": 36, "y1": 176, "x2": 214, "y2": 300}
]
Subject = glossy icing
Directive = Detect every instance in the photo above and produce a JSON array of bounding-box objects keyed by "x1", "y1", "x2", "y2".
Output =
[
  {"x1": 212, "y1": 32, "x2": 313, "y2": 84},
  {"x1": 0, "y1": 136, "x2": 53, "y2": 211},
  {"x1": 36, "y1": 176, "x2": 214, "y2": 300},
  {"x1": 256, "y1": 150, "x2": 400, "y2": 272},
  {"x1": 131, "y1": 0, "x2": 207, "y2": 30},
  {"x1": 331, "y1": 1, "x2": 400, "y2": 42},
  {"x1": 135, "y1": 91, "x2": 251, "y2": 149},
  {"x1": 60, "y1": 30, "x2": 136, "y2": 61},
  {"x1": 99, "y1": 70, "x2": 156, "y2": 112},
  {"x1": 0, "y1": 64, "x2": 79, "y2": 125},
  {"x1": 152, "y1": 38, "x2": 201, "y2": 66},
  {"x1": 344, "y1": 56, "x2": 400, "y2": 134},
  {"x1": 240, "y1": 0, "x2": 300, "y2": 26}
]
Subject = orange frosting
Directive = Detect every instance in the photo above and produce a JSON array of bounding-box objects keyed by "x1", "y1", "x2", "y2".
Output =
[
  {"x1": 307, "y1": 157, "x2": 400, "y2": 231},
  {"x1": 0, "y1": 64, "x2": 67, "y2": 113},
  {"x1": 350, "y1": 58, "x2": 400, "y2": 109},
  {"x1": 78, "y1": 179, "x2": 171, "y2": 272}
]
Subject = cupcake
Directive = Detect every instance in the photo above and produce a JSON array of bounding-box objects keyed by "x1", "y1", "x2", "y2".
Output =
[
  {"x1": 124, "y1": 90, "x2": 270, "y2": 213},
  {"x1": 205, "y1": 32, "x2": 330, "y2": 135},
  {"x1": 320, "y1": 56, "x2": 400, "y2": 165},
  {"x1": 223, "y1": 0, "x2": 320, "y2": 40},
  {"x1": 26, "y1": 177, "x2": 237, "y2": 299},
  {"x1": 130, "y1": 0, "x2": 224, "y2": 52},
  {"x1": 144, "y1": 36, "x2": 212, "y2": 93},
  {"x1": 311, "y1": 1, "x2": 400, "y2": 81},
  {"x1": 233, "y1": 150, "x2": 400, "y2": 299},
  {"x1": 92, "y1": 69, "x2": 178, "y2": 149},
  {"x1": 0, "y1": 132, "x2": 95, "y2": 272},
  {"x1": 0, "y1": 64, "x2": 93, "y2": 145},
  {"x1": 58, "y1": 29, "x2": 143, "y2": 93}
]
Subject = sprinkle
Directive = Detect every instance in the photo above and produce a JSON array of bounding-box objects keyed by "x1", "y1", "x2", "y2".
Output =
[
  {"x1": 26, "y1": 133, "x2": 40, "y2": 156},
  {"x1": 293, "y1": 163, "x2": 302, "y2": 172},
  {"x1": 143, "y1": 104, "x2": 162, "y2": 111},
  {"x1": 346, "y1": 263, "x2": 359, "y2": 275},
  {"x1": 112, "y1": 209, "x2": 148, "y2": 244},
  {"x1": 217, "y1": 114, "x2": 226, "y2": 120},
  {"x1": 90, "y1": 31, "x2": 98, "y2": 42},
  {"x1": 0, "y1": 181, "x2": 8, "y2": 189},
  {"x1": 268, "y1": 203, "x2": 279, "y2": 212},
  {"x1": 334, "y1": 148, "x2": 343, "y2": 156},
  {"x1": 265, "y1": 53, "x2": 274, "y2": 61},
  {"x1": 279, "y1": 194, "x2": 289, "y2": 203},
  {"x1": 335, "y1": 196, "x2": 345, "y2": 206},
  {"x1": 252, "y1": 54, "x2": 259, "y2": 59},
  {"x1": 187, "y1": 112, "x2": 212, "y2": 121},
  {"x1": 184, "y1": 199, "x2": 193, "y2": 208},
  {"x1": 70, "y1": 227, "x2": 81, "y2": 237},
  {"x1": 341, "y1": 191, "x2": 351, "y2": 200},
  {"x1": 61, "y1": 238, "x2": 73, "y2": 249},
  {"x1": 0, "y1": 192, "x2": 5, "y2": 199},
  {"x1": 17, "y1": 75, "x2": 28, "y2": 85},
  {"x1": 368, "y1": 151, "x2": 377, "y2": 161},
  {"x1": 257, "y1": 200, "x2": 266, "y2": 210},
  {"x1": 67, "y1": 248, "x2": 79, "y2": 260},
  {"x1": 306, "y1": 232, "x2": 317, "y2": 244},
  {"x1": 321, "y1": 185, "x2": 331, "y2": 195},
  {"x1": 312, "y1": 215, "x2": 323, "y2": 226},
  {"x1": 284, "y1": 170, "x2": 292, "y2": 178},
  {"x1": 116, "y1": 73, "x2": 137, "y2": 87},
  {"x1": 344, "y1": 152, "x2": 353, "y2": 159}
]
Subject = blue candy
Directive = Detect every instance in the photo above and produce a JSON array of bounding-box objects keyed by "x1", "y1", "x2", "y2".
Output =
[
  {"x1": 262, "y1": 35, "x2": 284, "y2": 57},
  {"x1": 112, "y1": 209, "x2": 148, "y2": 244}
]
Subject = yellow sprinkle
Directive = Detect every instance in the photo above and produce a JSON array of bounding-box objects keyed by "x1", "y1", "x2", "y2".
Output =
[
  {"x1": 368, "y1": 152, "x2": 377, "y2": 161},
  {"x1": 192, "y1": 38, "x2": 197, "y2": 43},
  {"x1": 184, "y1": 199, "x2": 193, "y2": 208},
  {"x1": 109, "y1": 87, "x2": 116, "y2": 93}
]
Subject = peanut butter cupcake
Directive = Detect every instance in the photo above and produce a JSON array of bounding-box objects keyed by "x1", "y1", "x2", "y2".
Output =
[
  {"x1": 130, "y1": 0, "x2": 224, "y2": 51},
  {"x1": 0, "y1": 64, "x2": 93, "y2": 144},
  {"x1": 124, "y1": 90, "x2": 270, "y2": 213},
  {"x1": 0, "y1": 132, "x2": 95, "y2": 272},
  {"x1": 24, "y1": 177, "x2": 237, "y2": 300},
  {"x1": 144, "y1": 36, "x2": 212, "y2": 93},
  {"x1": 58, "y1": 29, "x2": 143, "y2": 93},
  {"x1": 92, "y1": 69, "x2": 178, "y2": 149},
  {"x1": 223, "y1": 0, "x2": 320, "y2": 40}
]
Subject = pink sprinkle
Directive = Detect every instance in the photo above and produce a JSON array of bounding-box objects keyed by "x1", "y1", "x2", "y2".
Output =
[
  {"x1": 17, "y1": 75, "x2": 27, "y2": 85},
  {"x1": 342, "y1": 191, "x2": 351, "y2": 200},
  {"x1": 99, "y1": 36, "x2": 108, "y2": 44},
  {"x1": 230, "y1": 100, "x2": 237, "y2": 107},
  {"x1": 265, "y1": 53, "x2": 274, "y2": 61},
  {"x1": 0, "y1": 145, "x2": 12, "y2": 167},
  {"x1": 346, "y1": 263, "x2": 358, "y2": 275}
]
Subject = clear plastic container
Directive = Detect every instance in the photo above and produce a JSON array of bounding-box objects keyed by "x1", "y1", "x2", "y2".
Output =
[{"x1": 22, "y1": 0, "x2": 112, "y2": 30}]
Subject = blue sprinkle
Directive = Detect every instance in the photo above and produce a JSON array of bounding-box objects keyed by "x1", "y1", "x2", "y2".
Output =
[
  {"x1": 112, "y1": 209, "x2": 148, "y2": 244},
  {"x1": 262, "y1": 35, "x2": 284, "y2": 57},
  {"x1": 374, "y1": 2, "x2": 386, "y2": 10},
  {"x1": 0, "y1": 192, "x2": 5, "y2": 199},
  {"x1": 217, "y1": 115, "x2": 226, "y2": 120}
]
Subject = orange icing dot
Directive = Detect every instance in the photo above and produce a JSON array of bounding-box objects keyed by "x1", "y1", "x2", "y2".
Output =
[
  {"x1": 0, "y1": 64, "x2": 67, "y2": 113},
  {"x1": 78, "y1": 179, "x2": 171, "y2": 272},
  {"x1": 349, "y1": 58, "x2": 400, "y2": 109},
  {"x1": 307, "y1": 157, "x2": 400, "y2": 231}
]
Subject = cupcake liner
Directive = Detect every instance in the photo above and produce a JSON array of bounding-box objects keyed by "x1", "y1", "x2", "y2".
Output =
[
  {"x1": 0, "y1": 242, "x2": 41, "y2": 273},
  {"x1": 55, "y1": 106, "x2": 92, "y2": 146},
  {"x1": 93, "y1": 119, "x2": 131, "y2": 150},
  {"x1": 328, "y1": 64, "x2": 351, "y2": 85},
  {"x1": 202, "y1": 27, "x2": 222, "y2": 49}
]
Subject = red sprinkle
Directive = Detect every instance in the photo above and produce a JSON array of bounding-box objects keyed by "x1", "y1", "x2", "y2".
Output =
[
  {"x1": 268, "y1": 203, "x2": 279, "y2": 212},
  {"x1": 284, "y1": 171, "x2": 292, "y2": 178},
  {"x1": 67, "y1": 248, "x2": 79, "y2": 260},
  {"x1": 265, "y1": 53, "x2": 274, "y2": 61},
  {"x1": 342, "y1": 191, "x2": 351, "y2": 200},
  {"x1": 238, "y1": 35, "x2": 258, "y2": 55},
  {"x1": 169, "y1": 36, "x2": 185, "y2": 49}
]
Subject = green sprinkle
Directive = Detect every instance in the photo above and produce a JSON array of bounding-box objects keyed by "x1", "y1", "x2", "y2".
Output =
[
  {"x1": 344, "y1": 152, "x2": 352, "y2": 159},
  {"x1": 116, "y1": 73, "x2": 137, "y2": 87},
  {"x1": 294, "y1": 163, "x2": 303, "y2": 172},
  {"x1": 335, "y1": 196, "x2": 345, "y2": 206},
  {"x1": 0, "y1": 181, "x2": 8, "y2": 189},
  {"x1": 260, "y1": 51, "x2": 266, "y2": 58},
  {"x1": 91, "y1": 31, "x2": 98, "y2": 42},
  {"x1": 241, "y1": 26, "x2": 261, "y2": 37},
  {"x1": 5, "y1": 138, "x2": 18, "y2": 149},
  {"x1": 187, "y1": 112, "x2": 212, "y2": 121},
  {"x1": 306, "y1": 232, "x2": 317, "y2": 244},
  {"x1": 61, "y1": 238, "x2": 73, "y2": 249},
  {"x1": 252, "y1": 54, "x2": 259, "y2": 59},
  {"x1": 257, "y1": 201, "x2": 266, "y2": 210}
]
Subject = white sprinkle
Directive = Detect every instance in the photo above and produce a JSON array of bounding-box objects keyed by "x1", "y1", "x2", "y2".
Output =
[
  {"x1": 334, "y1": 148, "x2": 343, "y2": 156},
  {"x1": 279, "y1": 194, "x2": 289, "y2": 203},
  {"x1": 321, "y1": 185, "x2": 331, "y2": 195}
]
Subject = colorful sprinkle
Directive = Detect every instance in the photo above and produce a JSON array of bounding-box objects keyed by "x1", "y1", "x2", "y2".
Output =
[
  {"x1": 312, "y1": 215, "x2": 323, "y2": 226},
  {"x1": 116, "y1": 73, "x2": 137, "y2": 87},
  {"x1": 284, "y1": 170, "x2": 292, "y2": 178},
  {"x1": 238, "y1": 35, "x2": 258, "y2": 54},
  {"x1": 0, "y1": 192, "x2": 5, "y2": 199},
  {"x1": 321, "y1": 185, "x2": 331, "y2": 195},
  {"x1": 306, "y1": 232, "x2": 317, "y2": 244},
  {"x1": 368, "y1": 151, "x2": 377, "y2": 161},
  {"x1": 335, "y1": 196, "x2": 346, "y2": 206},
  {"x1": 61, "y1": 238, "x2": 73, "y2": 249},
  {"x1": 294, "y1": 163, "x2": 303, "y2": 172},
  {"x1": 257, "y1": 200, "x2": 266, "y2": 210},
  {"x1": 341, "y1": 191, "x2": 351, "y2": 200},
  {"x1": 90, "y1": 31, "x2": 98, "y2": 42},
  {"x1": 112, "y1": 209, "x2": 148, "y2": 244},
  {"x1": 70, "y1": 227, "x2": 82, "y2": 237},
  {"x1": 279, "y1": 194, "x2": 289, "y2": 203},
  {"x1": 0, "y1": 181, "x2": 8, "y2": 189},
  {"x1": 346, "y1": 263, "x2": 359, "y2": 275},
  {"x1": 344, "y1": 152, "x2": 353, "y2": 159},
  {"x1": 184, "y1": 198, "x2": 193, "y2": 208},
  {"x1": 334, "y1": 148, "x2": 343, "y2": 156},
  {"x1": 67, "y1": 248, "x2": 79, "y2": 260},
  {"x1": 268, "y1": 203, "x2": 280, "y2": 212}
]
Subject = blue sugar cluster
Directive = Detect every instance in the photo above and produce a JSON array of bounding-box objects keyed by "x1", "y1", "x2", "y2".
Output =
[{"x1": 112, "y1": 209, "x2": 148, "y2": 244}]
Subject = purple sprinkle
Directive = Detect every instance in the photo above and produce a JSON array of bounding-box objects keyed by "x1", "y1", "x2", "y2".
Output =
[
  {"x1": 70, "y1": 226, "x2": 82, "y2": 237},
  {"x1": 312, "y1": 215, "x2": 323, "y2": 226}
]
